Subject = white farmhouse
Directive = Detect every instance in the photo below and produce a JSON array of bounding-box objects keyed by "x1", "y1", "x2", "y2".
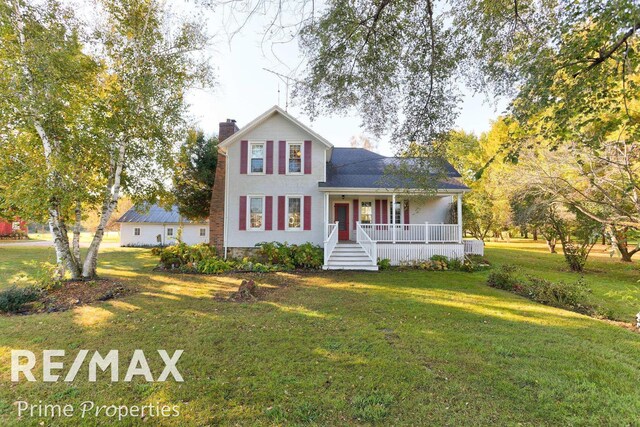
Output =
[
  {"x1": 117, "y1": 204, "x2": 208, "y2": 246},
  {"x1": 208, "y1": 105, "x2": 483, "y2": 270}
]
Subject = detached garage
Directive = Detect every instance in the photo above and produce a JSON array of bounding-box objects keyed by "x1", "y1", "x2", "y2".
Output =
[{"x1": 117, "y1": 204, "x2": 208, "y2": 246}]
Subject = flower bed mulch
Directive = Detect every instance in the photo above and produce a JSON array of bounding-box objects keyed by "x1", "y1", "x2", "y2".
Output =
[{"x1": 24, "y1": 279, "x2": 134, "y2": 314}]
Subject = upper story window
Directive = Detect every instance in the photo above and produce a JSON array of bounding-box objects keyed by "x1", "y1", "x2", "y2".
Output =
[
  {"x1": 250, "y1": 142, "x2": 265, "y2": 174},
  {"x1": 134, "y1": 227, "x2": 141, "y2": 236},
  {"x1": 287, "y1": 142, "x2": 302, "y2": 174},
  {"x1": 360, "y1": 201, "x2": 372, "y2": 224},
  {"x1": 249, "y1": 196, "x2": 264, "y2": 230},
  {"x1": 287, "y1": 196, "x2": 302, "y2": 230}
]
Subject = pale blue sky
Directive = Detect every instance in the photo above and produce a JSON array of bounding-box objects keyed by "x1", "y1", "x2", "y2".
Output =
[{"x1": 186, "y1": 9, "x2": 509, "y2": 156}]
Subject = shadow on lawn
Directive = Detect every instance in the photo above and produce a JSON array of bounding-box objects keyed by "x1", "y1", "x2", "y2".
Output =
[{"x1": 2, "y1": 269, "x2": 640, "y2": 425}]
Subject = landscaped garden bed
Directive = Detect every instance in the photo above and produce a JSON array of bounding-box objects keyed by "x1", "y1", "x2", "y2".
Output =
[
  {"x1": 0, "y1": 278, "x2": 133, "y2": 315},
  {"x1": 152, "y1": 242, "x2": 324, "y2": 274}
]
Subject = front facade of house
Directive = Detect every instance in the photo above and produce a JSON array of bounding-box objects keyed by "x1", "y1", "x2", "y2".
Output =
[
  {"x1": 211, "y1": 106, "x2": 482, "y2": 270},
  {"x1": 118, "y1": 204, "x2": 208, "y2": 246}
]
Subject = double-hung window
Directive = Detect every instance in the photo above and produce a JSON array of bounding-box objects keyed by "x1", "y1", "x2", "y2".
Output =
[
  {"x1": 390, "y1": 201, "x2": 402, "y2": 224},
  {"x1": 287, "y1": 142, "x2": 302, "y2": 174},
  {"x1": 250, "y1": 142, "x2": 265, "y2": 174},
  {"x1": 287, "y1": 196, "x2": 302, "y2": 230},
  {"x1": 360, "y1": 201, "x2": 372, "y2": 224},
  {"x1": 134, "y1": 227, "x2": 141, "y2": 236},
  {"x1": 249, "y1": 196, "x2": 264, "y2": 230},
  {"x1": 199, "y1": 228, "x2": 206, "y2": 237},
  {"x1": 167, "y1": 228, "x2": 174, "y2": 237}
]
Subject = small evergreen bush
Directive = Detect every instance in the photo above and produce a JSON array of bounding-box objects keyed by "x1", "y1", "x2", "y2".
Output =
[
  {"x1": 0, "y1": 286, "x2": 40, "y2": 313},
  {"x1": 377, "y1": 258, "x2": 392, "y2": 270},
  {"x1": 487, "y1": 265, "x2": 519, "y2": 290}
]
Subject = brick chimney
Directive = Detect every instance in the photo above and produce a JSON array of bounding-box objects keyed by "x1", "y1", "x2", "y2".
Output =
[{"x1": 209, "y1": 119, "x2": 239, "y2": 253}]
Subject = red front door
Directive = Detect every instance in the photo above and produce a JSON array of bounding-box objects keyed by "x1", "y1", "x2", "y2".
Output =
[{"x1": 334, "y1": 203, "x2": 350, "y2": 241}]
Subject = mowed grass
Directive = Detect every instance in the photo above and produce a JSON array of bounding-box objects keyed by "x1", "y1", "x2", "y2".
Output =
[{"x1": 0, "y1": 243, "x2": 638, "y2": 425}]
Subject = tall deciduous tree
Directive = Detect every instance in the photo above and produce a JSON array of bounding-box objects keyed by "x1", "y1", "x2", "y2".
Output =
[{"x1": 0, "y1": 0, "x2": 212, "y2": 278}]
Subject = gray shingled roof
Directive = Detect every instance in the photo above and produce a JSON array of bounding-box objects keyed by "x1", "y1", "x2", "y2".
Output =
[
  {"x1": 320, "y1": 148, "x2": 469, "y2": 190},
  {"x1": 117, "y1": 204, "x2": 206, "y2": 224}
]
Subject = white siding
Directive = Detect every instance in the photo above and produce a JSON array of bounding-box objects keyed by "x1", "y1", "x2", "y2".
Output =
[
  {"x1": 407, "y1": 196, "x2": 453, "y2": 224},
  {"x1": 120, "y1": 223, "x2": 208, "y2": 246},
  {"x1": 225, "y1": 113, "x2": 329, "y2": 248}
]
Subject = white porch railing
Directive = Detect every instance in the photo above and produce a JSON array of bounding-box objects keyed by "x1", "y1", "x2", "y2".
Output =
[
  {"x1": 358, "y1": 223, "x2": 460, "y2": 243},
  {"x1": 356, "y1": 222, "x2": 377, "y2": 264},
  {"x1": 324, "y1": 222, "x2": 339, "y2": 265},
  {"x1": 464, "y1": 239, "x2": 484, "y2": 256}
]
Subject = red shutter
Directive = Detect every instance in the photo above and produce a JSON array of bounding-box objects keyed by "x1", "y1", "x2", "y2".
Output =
[
  {"x1": 277, "y1": 196, "x2": 285, "y2": 230},
  {"x1": 382, "y1": 200, "x2": 388, "y2": 224},
  {"x1": 304, "y1": 196, "x2": 311, "y2": 230},
  {"x1": 266, "y1": 140, "x2": 274, "y2": 174},
  {"x1": 404, "y1": 200, "x2": 410, "y2": 224},
  {"x1": 304, "y1": 140, "x2": 312, "y2": 174},
  {"x1": 240, "y1": 140, "x2": 248, "y2": 174},
  {"x1": 374, "y1": 199, "x2": 381, "y2": 223},
  {"x1": 352, "y1": 199, "x2": 359, "y2": 229},
  {"x1": 239, "y1": 196, "x2": 247, "y2": 230},
  {"x1": 278, "y1": 141, "x2": 286, "y2": 174},
  {"x1": 265, "y1": 196, "x2": 273, "y2": 230}
]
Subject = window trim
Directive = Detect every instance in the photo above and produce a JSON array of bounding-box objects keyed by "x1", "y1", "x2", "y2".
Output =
[
  {"x1": 199, "y1": 228, "x2": 206, "y2": 237},
  {"x1": 286, "y1": 141, "x2": 304, "y2": 175},
  {"x1": 389, "y1": 200, "x2": 403, "y2": 224},
  {"x1": 285, "y1": 195, "x2": 304, "y2": 231},
  {"x1": 247, "y1": 195, "x2": 265, "y2": 231},
  {"x1": 248, "y1": 141, "x2": 266, "y2": 175},
  {"x1": 360, "y1": 200, "x2": 373, "y2": 225},
  {"x1": 134, "y1": 227, "x2": 141, "y2": 236},
  {"x1": 166, "y1": 227, "x2": 174, "y2": 237}
]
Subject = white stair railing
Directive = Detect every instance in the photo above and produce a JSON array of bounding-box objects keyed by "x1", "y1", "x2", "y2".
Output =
[
  {"x1": 356, "y1": 221, "x2": 377, "y2": 265},
  {"x1": 324, "y1": 222, "x2": 339, "y2": 265}
]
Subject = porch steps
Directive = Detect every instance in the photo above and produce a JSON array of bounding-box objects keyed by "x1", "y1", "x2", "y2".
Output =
[{"x1": 325, "y1": 243, "x2": 378, "y2": 271}]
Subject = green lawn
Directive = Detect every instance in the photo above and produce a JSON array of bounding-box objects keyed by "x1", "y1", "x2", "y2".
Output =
[
  {"x1": 26, "y1": 231, "x2": 120, "y2": 243},
  {"x1": 0, "y1": 242, "x2": 639, "y2": 425}
]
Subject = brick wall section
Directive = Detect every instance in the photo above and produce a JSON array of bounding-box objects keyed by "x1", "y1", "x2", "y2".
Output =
[{"x1": 209, "y1": 119, "x2": 238, "y2": 253}]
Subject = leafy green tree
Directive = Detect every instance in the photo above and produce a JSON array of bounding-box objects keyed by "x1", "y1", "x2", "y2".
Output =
[
  {"x1": 0, "y1": 0, "x2": 212, "y2": 279},
  {"x1": 172, "y1": 130, "x2": 218, "y2": 220}
]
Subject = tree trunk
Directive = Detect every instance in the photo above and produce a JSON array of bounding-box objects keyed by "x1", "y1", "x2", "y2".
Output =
[
  {"x1": 72, "y1": 201, "x2": 82, "y2": 264},
  {"x1": 81, "y1": 143, "x2": 125, "y2": 278},
  {"x1": 546, "y1": 238, "x2": 557, "y2": 253},
  {"x1": 607, "y1": 225, "x2": 637, "y2": 262},
  {"x1": 532, "y1": 228, "x2": 538, "y2": 241},
  {"x1": 48, "y1": 205, "x2": 81, "y2": 279}
]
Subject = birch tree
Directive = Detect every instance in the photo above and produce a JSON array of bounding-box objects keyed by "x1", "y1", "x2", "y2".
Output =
[{"x1": 0, "y1": 0, "x2": 212, "y2": 279}]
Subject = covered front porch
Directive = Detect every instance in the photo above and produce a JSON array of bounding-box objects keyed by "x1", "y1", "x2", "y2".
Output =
[{"x1": 321, "y1": 190, "x2": 468, "y2": 269}]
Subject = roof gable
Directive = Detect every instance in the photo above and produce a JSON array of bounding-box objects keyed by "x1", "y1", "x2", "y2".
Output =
[{"x1": 218, "y1": 105, "x2": 334, "y2": 151}]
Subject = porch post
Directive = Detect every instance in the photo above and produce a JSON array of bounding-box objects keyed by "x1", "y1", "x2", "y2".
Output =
[
  {"x1": 324, "y1": 193, "x2": 329, "y2": 238},
  {"x1": 392, "y1": 193, "x2": 396, "y2": 243},
  {"x1": 457, "y1": 194, "x2": 463, "y2": 243}
]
